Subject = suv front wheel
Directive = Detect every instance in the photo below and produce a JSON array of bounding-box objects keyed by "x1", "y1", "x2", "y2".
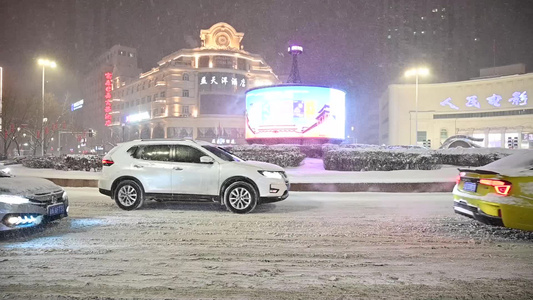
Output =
[
  {"x1": 115, "y1": 180, "x2": 145, "y2": 210},
  {"x1": 224, "y1": 181, "x2": 258, "y2": 214}
]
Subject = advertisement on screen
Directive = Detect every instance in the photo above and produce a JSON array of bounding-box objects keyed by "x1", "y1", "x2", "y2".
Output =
[{"x1": 245, "y1": 85, "x2": 345, "y2": 140}]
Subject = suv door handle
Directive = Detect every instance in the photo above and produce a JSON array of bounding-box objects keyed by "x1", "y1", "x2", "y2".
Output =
[
  {"x1": 173, "y1": 167, "x2": 183, "y2": 171},
  {"x1": 133, "y1": 164, "x2": 144, "y2": 168}
]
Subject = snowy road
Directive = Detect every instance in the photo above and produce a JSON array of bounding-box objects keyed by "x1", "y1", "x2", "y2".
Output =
[{"x1": 1, "y1": 188, "x2": 532, "y2": 299}]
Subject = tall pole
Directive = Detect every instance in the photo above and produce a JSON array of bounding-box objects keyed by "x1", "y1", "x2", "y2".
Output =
[
  {"x1": 415, "y1": 73, "x2": 419, "y2": 146},
  {"x1": 41, "y1": 65, "x2": 45, "y2": 156}
]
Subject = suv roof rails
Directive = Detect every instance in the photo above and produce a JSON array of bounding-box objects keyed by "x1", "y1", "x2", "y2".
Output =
[{"x1": 136, "y1": 138, "x2": 197, "y2": 143}]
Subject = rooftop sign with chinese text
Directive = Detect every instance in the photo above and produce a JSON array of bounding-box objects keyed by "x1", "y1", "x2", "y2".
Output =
[
  {"x1": 440, "y1": 91, "x2": 528, "y2": 110},
  {"x1": 198, "y1": 72, "x2": 247, "y2": 93}
]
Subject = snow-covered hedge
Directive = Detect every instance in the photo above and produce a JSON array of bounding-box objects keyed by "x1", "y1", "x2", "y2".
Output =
[
  {"x1": 21, "y1": 155, "x2": 103, "y2": 171},
  {"x1": 322, "y1": 146, "x2": 515, "y2": 171},
  {"x1": 323, "y1": 148, "x2": 439, "y2": 171},
  {"x1": 431, "y1": 148, "x2": 512, "y2": 167},
  {"x1": 224, "y1": 144, "x2": 306, "y2": 167}
]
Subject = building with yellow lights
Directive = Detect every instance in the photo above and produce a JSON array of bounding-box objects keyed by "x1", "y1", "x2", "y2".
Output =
[
  {"x1": 379, "y1": 71, "x2": 533, "y2": 149},
  {"x1": 107, "y1": 22, "x2": 280, "y2": 144}
]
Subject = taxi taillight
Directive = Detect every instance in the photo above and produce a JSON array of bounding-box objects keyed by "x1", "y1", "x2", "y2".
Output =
[{"x1": 479, "y1": 179, "x2": 512, "y2": 196}]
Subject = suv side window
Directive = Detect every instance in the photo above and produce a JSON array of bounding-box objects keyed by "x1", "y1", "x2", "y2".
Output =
[
  {"x1": 173, "y1": 145, "x2": 205, "y2": 163},
  {"x1": 135, "y1": 145, "x2": 171, "y2": 162}
]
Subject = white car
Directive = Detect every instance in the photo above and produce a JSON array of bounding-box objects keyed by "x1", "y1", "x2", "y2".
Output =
[{"x1": 98, "y1": 140, "x2": 290, "y2": 213}]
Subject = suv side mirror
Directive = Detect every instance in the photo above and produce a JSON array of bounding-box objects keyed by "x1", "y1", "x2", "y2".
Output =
[{"x1": 200, "y1": 156, "x2": 215, "y2": 164}]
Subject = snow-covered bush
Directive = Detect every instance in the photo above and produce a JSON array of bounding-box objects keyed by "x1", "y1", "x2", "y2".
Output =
[
  {"x1": 22, "y1": 155, "x2": 103, "y2": 171},
  {"x1": 323, "y1": 149, "x2": 439, "y2": 171},
  {"x1": 298, "y1": 144, "x2": 324, "y2": 158},
  {"x1": 432, "y1": 148, "x2": 512, "y2": 167},
  {"x1": 224, "y1": 144, "x2": 306, "y2": 167}
]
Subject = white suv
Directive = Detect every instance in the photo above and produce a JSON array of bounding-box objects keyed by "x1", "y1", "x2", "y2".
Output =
[{"x1": 98, "y1": 140, "x2": 289, "y2": 213}]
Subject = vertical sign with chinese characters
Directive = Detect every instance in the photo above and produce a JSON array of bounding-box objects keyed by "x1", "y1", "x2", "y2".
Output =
[{"x1": 104, "y1": 72, "x2": 113, "y2": 126}]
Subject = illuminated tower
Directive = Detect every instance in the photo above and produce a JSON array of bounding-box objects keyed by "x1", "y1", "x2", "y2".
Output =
[{"x1": 287, "y1": 45, "x2": 303, "y2": 83}]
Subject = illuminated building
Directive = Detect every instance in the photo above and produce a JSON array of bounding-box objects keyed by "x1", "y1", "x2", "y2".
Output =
[
  {"x1": 379, "y1": 71, "x2": 533, "y2": 149},
  {"x1": 107, "y1": 23, "x2": 280, "y2": 144},
  {"x1": 80, "y1": 45, "x2": 141, "y2": 152}
]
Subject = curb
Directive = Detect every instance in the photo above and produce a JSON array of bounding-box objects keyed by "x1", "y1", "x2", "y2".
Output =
[
  {"x1": 44, "y1": 178, "x2": 455, "y2": 193},
  {"x1": 289, "y1": 182, "x2": 456, "y2": 193}
]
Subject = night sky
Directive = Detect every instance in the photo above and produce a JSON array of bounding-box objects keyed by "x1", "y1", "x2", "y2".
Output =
[{"x1": 1, "y1": 0, "x2": 532, "y2": 143}]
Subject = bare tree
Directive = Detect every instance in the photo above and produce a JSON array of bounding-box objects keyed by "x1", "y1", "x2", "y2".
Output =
[{"x1": 1, "y1": 91, "x2": 35, "y2": 158}]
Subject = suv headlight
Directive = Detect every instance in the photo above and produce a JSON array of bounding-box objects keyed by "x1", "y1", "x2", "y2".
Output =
[
  {"x1": 0, "y1": 195, "x2": 30, "y2": 205},
  {"x1": 258, "y1": 170, "x2": 283, "y2": 179},
  {"x1": 62, "y1": 191, "x2": 68, "y2": 200}
]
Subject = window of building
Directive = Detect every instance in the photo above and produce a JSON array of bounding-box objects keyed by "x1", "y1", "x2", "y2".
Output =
[
  {"x1": 183, "y1": 73, "x2": 189, "y2": 81},
  {"x1": 161, "y1": 107, "x2": 165, "y2": 114},
  {"x1": 417, "y1": 131, "x2": 427, "y2": 142},
  {"x1": 141, "y1": 97, "x2": 146, "y2": 104},
  {"x1": 182, "y1": 105, "x2": 189, "y2": 114},
  {"x1": 237, "y1": 58, "x2": 247, "y2": 70},
  {"x1": 440, "y1": 129, "x2": 448, "y2": 144},
  {"x1": 129, "y1": 52, "x2": 135, "y2": 57},
  {"x1": 154, "y1": 93, "x2": 158, "y2": 100},
  {"x1": 198, "y1": 56, "x2": 209, "y2": 68},
  {"x1": 213, "y1": 56, "x2": 234, "y2": 69},
  {"x1": 182, "y1": 90, "x2": 189, "y2": 97},
  {"x1": 142, "y1": 82, "x2": 145, "y2": 90},
  {"x1": 147, "y1": 95, "x2": 151, "y2": 102},
  {"x1": 160, "y1": 91, "x2": 165, "y2": 97}
]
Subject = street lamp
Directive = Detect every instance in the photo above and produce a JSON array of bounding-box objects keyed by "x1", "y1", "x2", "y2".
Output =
[
  {"x1": 404, "y1": 67, "x2": 429, "y2": 145},
  {"x1": 38, "y1": 58, "x2": 56, "y2": 156}
]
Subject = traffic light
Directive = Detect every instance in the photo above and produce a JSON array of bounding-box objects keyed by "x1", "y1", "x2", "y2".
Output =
[
  {"x1": 507, "y1": 137, "x2": 513, "y2": 149},
  {"x1": 513, "y1": 137, "x2": 519, "y2": 149},
  {"x1": 88, "y1": 129, "x2": 94, "y2": 137}
]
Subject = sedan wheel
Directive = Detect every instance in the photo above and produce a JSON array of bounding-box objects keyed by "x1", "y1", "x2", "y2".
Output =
[
  {"x1": 114, "y1": 180, "x2": 144, "y2": 210},
  {"x1": 224, "y1": 181, "x2": 258, "y2": 214}
]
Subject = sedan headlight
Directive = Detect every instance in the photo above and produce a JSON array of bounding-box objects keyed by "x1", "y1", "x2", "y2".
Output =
[
  {"x1": 0, "y1": 195, "x2": 30, "y2": 205},
  {"x1": 258, "y1": 170, "x2": 283, "y2": 179}
]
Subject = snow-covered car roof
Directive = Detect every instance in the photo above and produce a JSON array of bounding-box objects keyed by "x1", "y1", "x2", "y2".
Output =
[{"x1": 480, "y1": 150, "x2": 533, "y2": 177}]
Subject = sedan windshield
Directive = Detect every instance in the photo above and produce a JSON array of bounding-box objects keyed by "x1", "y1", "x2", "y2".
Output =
[{"x1": 202, "y1": 145, "x2": 242, "y2": 162}]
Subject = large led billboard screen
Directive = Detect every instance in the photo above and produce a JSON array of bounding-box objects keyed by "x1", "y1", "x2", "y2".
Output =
[{"x1": 245, "y1": 85, "x2": 345, "y2": 140}]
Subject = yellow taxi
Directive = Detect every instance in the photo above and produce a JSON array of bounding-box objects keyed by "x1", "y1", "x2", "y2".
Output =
[{"x1": 453, "y1": 151, "x2": 533, "y2": 231}]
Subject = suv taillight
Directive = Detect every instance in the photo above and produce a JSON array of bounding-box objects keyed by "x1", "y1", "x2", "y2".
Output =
[
  {"x1": 102, "y1": 159, "x2": 114, "y2": 166},
  {"x1": 479, "y1": 179, "x2": 512, "y2": 196}
]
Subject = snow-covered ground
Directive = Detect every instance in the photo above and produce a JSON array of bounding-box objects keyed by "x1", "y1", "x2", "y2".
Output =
[
  {"x1": 4, "y1": 158, "x2": 459, "y2": 183},
  {"x1": 1, "y1": 188, "x2": 531, "y2": 299}
]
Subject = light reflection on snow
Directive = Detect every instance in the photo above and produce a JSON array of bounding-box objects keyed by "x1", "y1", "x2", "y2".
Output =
[
  {"x1": 3, "y1": 219, "x2": 105, "y2": 249},
  {"x1": 69, "y1": 218, "x2": 105, "y2": 229}
]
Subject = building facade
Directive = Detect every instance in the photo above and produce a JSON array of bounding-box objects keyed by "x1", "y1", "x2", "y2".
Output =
[
  {"x1": 379, "y1": 72, "x2": 533, "y2": 149},
  {"x1": 107, "y1": 23, "x2": 279, "y2": 145},
  {"x1": 80, "y1": 44, "x2": 140, "y2": 152}
]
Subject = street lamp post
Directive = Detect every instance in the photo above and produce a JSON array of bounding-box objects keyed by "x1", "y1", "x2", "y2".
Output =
[
  {"x1": 404, "y1": 67, "x2": 429, "y2": 145},
  {"x1": 37, "y1": 59, "x2": 56, "y2": 156}
]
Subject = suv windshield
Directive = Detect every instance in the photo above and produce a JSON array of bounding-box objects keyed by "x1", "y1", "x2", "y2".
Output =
[{"x1": 202, "y1": 145, "x2": 242, "y2": 162}]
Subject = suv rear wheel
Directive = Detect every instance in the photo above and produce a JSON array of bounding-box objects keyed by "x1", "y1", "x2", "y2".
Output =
[
  {"x1": 224, "y1": 181, "x2": 258, "y2": 214},
  {"x1": 115, "y1": 180, "x2": 145, "y2": 210}
]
